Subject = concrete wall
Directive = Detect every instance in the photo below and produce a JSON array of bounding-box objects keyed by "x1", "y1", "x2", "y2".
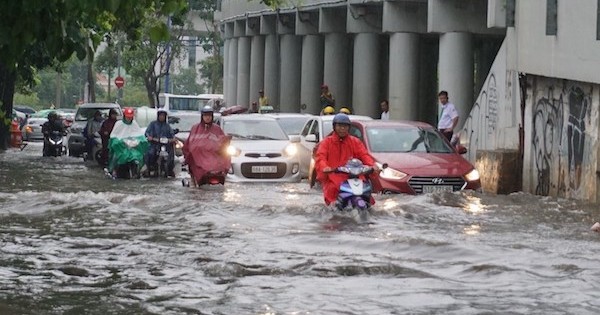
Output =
[
  {"x1": 516, "y1": 0, "x2": 600, "y2": 85},
  {"x1": 522, "y1": 76, "x2": 599, "y2": 201},
  {"x1": 458, "y1": 39, "x2": 521, "y2": 162}
]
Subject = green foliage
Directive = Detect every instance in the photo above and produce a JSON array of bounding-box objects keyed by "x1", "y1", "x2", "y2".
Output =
[
  {"x1": 171, "y1": 68, "x2": 204, "y2": 95},
  {"x1": 188, "y1": 0, "x2": 223, "y2": 93},
  {"x1": 121, "y1": 83, "x2": 153, "y2": 107},
  {"x1": 198, "y1": 55, "x2": 223, "y2": 94},
  {"x1": 12, "y1": 93, "x2": 40, "y2": 109}
]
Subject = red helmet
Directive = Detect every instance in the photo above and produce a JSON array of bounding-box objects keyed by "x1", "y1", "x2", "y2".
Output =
[{"x1": 123, "y1": 107, "x2": 135, "y2": 119}]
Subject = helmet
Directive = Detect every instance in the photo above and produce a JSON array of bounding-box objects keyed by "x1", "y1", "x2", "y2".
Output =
[
  {"x1": 339, "y1": 107, "x2": 351, "y2": 114},
  {"x1": 157, "y1": 109, "x2": 168, "y2": 119},
  {"x1": 123, "y1": 107, "x2": 135, "y2": 120},
  {"x1": 201, "y1": 105, "x2": 214, "y2": 114},
  {"x1": 332, "y1": 113, "x2": 351, "y2": 125},
  {"x1": 323, "y1": 106, "x2": 335, "y2": 115},
  {"x1": 47, "y1": 111, "x2": 58, "y2": 120}
]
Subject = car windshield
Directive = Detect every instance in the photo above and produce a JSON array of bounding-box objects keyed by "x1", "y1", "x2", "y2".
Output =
[
  {"x1": 168, "y1": 115, "x2": 200, "y2": 132},
  {"x1": 75, "y1": 108, "x2": 121, "y2": 121},
  {"x1": 275, "y1": 117, "x2": 308, "y2": 135},
  {"x1": 223, "y1": 119, "x2": 288, "y2": 140},
  {"x1": 366, "y1": 127, "x2": 454, "y2": 153}
]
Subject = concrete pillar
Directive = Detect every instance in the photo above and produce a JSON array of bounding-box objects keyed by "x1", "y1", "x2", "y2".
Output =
[
  {"x1": 301, "y1": 35, "x2": 324, "y2": 114},
  {"x1": 236, "y1": 36, "x2": 251, "y2": 107},
  {"x1": 279, "y1": 34, "x2": 302, "y2": 112},
  {"x1": 389, "y1": 32, "x2": 419, "y2": 120},
  {"x1": 264, "y1": 34, "x2": 279, "y2": 109},
  {"x1": 223, "y1": 39, "x2": 229, "y2": 101},
  {"x1": 352, "y1": 33, "x2": 380, "y2": 118},
  {"x1": 227, "y1": 38, "x2": 238, "y2": 106},
  {"x1": 438, "y1": 32, "x2": 473, "y2": 129},
  {"x1": 323, "y1": 33, "x2": 349, "y2": 111},
  {"x1": 249, "y1": 35, "x2": 265, "y2": 107}
]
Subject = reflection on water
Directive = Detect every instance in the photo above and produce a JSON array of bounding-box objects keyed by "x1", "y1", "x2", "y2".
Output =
[{"x1": 1, "y1": 143, "x2": 600, "y2": 314}]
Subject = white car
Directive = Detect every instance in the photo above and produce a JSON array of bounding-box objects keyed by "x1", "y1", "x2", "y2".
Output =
[
  {"x1": 297, "y1": 114, "x2": 373, "y2": 178},
  {"x1": 222, "y1": 114, "x2": 302, "y2": 182},
  {"x1": 263, "y1": 112, "x2": 313, "y2": 138}
]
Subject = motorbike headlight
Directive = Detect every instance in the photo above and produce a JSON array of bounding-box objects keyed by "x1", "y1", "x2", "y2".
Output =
[
  {"x1": 284, "y1": 143, "x2": 297, "y2": 157},
  {"x1": 464, "y1": 168, "x2": 480, "y2": 182},
  {"x1": 227, "y1": 145, "x2": 241, "y2": 157},
  {"x1": 175, "y1": 139, "x2": 184, "y2": 150},
  {"x1": 376, "y1": 162, "x2": 407, "y2": 180}
]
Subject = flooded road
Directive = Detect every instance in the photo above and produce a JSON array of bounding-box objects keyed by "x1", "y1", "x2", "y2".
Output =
[{"x1": 1, "y1": 142, "x2": 600, "y2": 314}]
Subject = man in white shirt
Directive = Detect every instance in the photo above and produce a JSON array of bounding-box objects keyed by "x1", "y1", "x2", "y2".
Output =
[
  {"x1": 380, "y1": 100, "x2": 389, "y2": 120},
  {"x1": 437, "y1": 90, "x2": 459, "y2": 141}
]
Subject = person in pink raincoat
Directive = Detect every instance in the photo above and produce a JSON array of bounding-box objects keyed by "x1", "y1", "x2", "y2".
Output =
[{"x1": 183, "y1": 106, "x2": 231, "y2": 186}]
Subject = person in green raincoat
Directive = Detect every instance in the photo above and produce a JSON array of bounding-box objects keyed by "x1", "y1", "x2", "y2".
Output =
[{"x1": 107, "y1": 107, "x2": 149, "y2": 178}]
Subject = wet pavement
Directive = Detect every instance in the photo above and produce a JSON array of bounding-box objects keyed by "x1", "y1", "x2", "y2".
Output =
[{"x1": 1, "y1": 142, "x2": 600, "y2": 314}]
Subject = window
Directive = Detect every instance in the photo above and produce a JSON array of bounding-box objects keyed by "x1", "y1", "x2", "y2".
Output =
[
  {"x1": 506, "y1": 0, "x2": 515, "y2": 27},
  {"x1": 597, "y1": 0, "x2": 600, "y2": 39},
  {"x1": 546, "y1": 0, "x2": 557, "y2": 36}
]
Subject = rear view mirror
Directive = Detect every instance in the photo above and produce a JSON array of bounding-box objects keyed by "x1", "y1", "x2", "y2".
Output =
[
  {"x1": 289, "y1": 135, "x2": 300, "y2": 143},
  {"x1": 456, "y1": 145, "x2": 467, "y2": 154},
  {"x1": 305, "y1": 134, "x2": 317, "y2": 142}
]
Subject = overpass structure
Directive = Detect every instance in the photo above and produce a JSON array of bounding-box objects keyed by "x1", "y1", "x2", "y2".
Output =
[{"x1": 218, "y1": 0, "x2": 600, "y2": 202}]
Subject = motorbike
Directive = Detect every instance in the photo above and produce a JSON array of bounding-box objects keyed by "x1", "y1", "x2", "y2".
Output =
[
  {"x1": 107, "y1": 137, "x2": 148, "y2": 179},
  {"x1": 332, "y1": 158, "x2": 378, "y2": 212},
  {"x1": 147, "y1": 136, "x2": 175, "y2": 178},
  {"x1": 44, "y1": 131, "x2": 66, "y2": 157},
  {"x1": 86, "y1": 132, "x2": 108, "y2": 166},
  {"x1": 182, "y1": 170, "x2": 226, "y2": 187}
]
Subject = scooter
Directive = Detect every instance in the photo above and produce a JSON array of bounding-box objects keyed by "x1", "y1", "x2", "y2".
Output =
[
  {"x1": 90, "y1": 132, "x2": 108, "y2": 166},
  {"x1": 182, "y1": 170, "x2": 226, "y2": 187},
  {"x1": 106, "y1": 138, "x2": 143, "y2": 179},
  {"x1": 147, "y1": 137, "x2": 174, "y2": 178},
  {"x1": 333, "y1": 158, "x2": 377, "y2": 212},
  {"x1": 44, "y1": 131, "x2": 66, "y2": 157}
]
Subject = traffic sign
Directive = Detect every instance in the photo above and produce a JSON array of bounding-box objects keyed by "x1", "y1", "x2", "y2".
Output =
[{"x1": 115, "y1": 76, "x2": 125, "y2": 89}]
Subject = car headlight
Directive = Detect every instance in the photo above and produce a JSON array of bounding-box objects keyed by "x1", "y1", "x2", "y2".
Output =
[
  {"x1": 227, "y1": 145, "x2": 241, "y2": 157},
  {"x1": 464, "y1": 168, "x2": 480, "y2": 182},
  {"x1": 284, "y1": 143, "x2": 297, "y2": 157},
  {"x1": 376, "y1": 162, "x2": 407, "y2": 180}
]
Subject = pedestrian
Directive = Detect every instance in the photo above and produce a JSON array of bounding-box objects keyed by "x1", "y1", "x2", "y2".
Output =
[
  {"x1": 320, "y1": 84, "x2": 335, "y2": 110},
  {"x1": 258, "y1": 89, "x2": 269, "y2": 111},
  {"x1": 380, "y1": 100, "x2": 389, "y2": 120},
  {"x1": 437, "y1": 90, "x2": 459, "y2": 141}
]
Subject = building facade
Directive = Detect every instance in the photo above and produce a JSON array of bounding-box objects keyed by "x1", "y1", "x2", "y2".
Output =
[{"x1": 218, "y1": 0, "x2": 600, "y2": 202}]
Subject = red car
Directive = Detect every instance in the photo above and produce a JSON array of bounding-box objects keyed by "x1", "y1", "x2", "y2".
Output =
[{"x1": 349, "y1": 120, "x2": 481, "y2": 194}]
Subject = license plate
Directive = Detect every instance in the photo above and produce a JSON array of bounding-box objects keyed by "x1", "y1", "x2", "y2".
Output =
[
  {"x1": 251, "y1": 165, "x2": 278, "y2": 173},
  {"x1": 423, "y1": 185, "x2": 453, "y2": 193}
]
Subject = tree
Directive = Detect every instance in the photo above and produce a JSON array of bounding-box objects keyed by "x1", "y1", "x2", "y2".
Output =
[
  {"x1": 190, "y1": 0, "x2": 223, "y2": 94},
  {"x1": 171, "y1": 67, "x2": 204, "y2": 95},
  {"x1": 0, "y1": 0, "x2": 187, "y2": 150},
  {"x1": 120, "y1": 10, "x2": 187, "y2": 108}
]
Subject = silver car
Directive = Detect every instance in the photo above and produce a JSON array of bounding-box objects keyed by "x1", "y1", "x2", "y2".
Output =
[
  {"x1": 222, "y1": 114, "x2": 302, "y2": 183},
  {"x1": 22, "y1": 117, "x2": 48, "y2": 141},
  {"x1": 263, "y1": 113, "x2": 313, "y2": 138},
  {"x1": 297, "y1": 114, "x2": 373, "y2": 178}
]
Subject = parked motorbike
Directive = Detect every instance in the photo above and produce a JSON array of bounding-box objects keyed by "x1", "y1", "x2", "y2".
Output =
[{"x1": 44, "y1": 131, "x2": 66, "y2": 157}]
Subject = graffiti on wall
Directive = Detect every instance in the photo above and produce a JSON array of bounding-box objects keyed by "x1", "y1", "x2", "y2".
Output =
[{"x1": 530, "y1": 80, "x2": 593, "y2": 197}]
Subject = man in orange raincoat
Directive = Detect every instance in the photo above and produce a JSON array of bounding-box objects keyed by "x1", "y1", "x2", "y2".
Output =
[{"x1": 315, "y1": 113, "x2": 378, "y2": 206}]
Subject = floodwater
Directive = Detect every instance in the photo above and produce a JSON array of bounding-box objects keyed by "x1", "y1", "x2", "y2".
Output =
[{"x1": 1, "y1": 142, "x2": 600, "y2": 314}]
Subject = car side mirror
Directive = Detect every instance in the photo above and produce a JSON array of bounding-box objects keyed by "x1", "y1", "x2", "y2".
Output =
[
  {"x1": 305, "y1": 134, "x2": 317, "y2": 142},
  {"x1": 289, "y1": 135, "x2": 301, "y2": 143},
  {"x1": 456, "y1": 145, "x2": 467, "y2": 154}
]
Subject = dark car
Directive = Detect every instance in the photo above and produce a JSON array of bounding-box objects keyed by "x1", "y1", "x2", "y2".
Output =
[
  {"x1": 68, "y1": 103, "x2": 122, "y2": 157},
  {"x1": 350, "y1": 120, "x2": 481, "y2": 194}
]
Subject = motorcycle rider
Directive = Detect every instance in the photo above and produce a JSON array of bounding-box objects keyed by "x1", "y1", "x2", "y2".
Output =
[
  {"x1": 144, "y1": 109, "x2": 176, "y2": 177},
  {"x1": 84, "y1": 110, "x2": 104, "y2": 160},
  {"x1": 183, "y1": 106, "x2": 231, "y2": 187},
  {"x1": 315, "y1": 113, "x2": 378, "y2": 206},
  {"x1": 98, "y1": 109, "x2": 118, "y2": 163},
  {"x1": 41, "y1": 111, "x2": 65, "y2": 156},
  {"x1": 108, "y1": 107, "x2": 148, "y2": 178}
]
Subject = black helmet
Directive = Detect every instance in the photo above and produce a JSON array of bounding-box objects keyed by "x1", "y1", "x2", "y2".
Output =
[
  {"x1": 157, "y1": 109, "x2": 168, "y2": 119},
  {"x1": 47, "y1": 111, "x2": 58, "y2": 120}
]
